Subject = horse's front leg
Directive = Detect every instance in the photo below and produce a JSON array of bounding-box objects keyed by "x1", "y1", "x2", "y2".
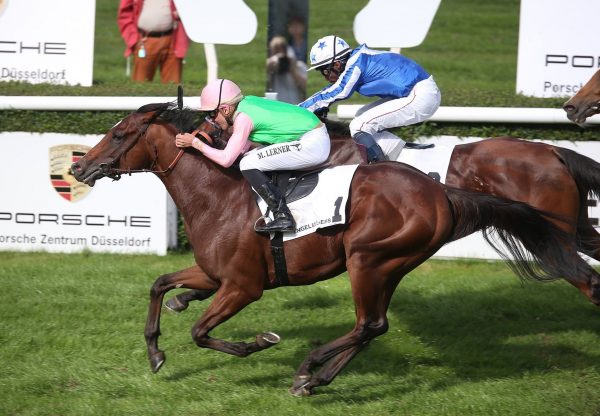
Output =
[
  {"x1": 164, "y1": 289, "x2": 215, "y2": 313},
  {"x1": 145, "y1": 265, "x2": 219, "y2": 373},
  {"x1": 190, "y1": 283, "x2": 280, "y2": 357}
]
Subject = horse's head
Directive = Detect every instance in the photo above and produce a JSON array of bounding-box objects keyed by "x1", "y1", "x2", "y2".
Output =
[
  {"x1": 563, "y1": 69, "x2": 600, "y2": 124},
  {"x1": 72, "y1": 103, "x2": 215, "y2": 187},
  {"x1": 71, "y1": 103, "x2": 172, "y2": 186},
  {"x1": 197, "y1": 117, "x2": 230, "y2": 149}
]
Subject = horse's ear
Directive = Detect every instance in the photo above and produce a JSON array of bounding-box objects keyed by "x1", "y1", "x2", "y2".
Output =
[
  {"x1": 177, "y1": 85, "x2": 184, "y2": 110},
  {"x1": 136, "y1": 107, "x2": 164, "y2": 125}
]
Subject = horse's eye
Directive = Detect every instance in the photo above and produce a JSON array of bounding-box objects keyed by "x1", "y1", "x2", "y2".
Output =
[{"x1": 112, "y1": 131, "x2": 125, "y2": 141}]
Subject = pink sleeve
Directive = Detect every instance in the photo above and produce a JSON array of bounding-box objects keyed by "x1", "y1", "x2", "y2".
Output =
[{"x1": 200, "y1": 113, "x2": 254, "y2": 168}]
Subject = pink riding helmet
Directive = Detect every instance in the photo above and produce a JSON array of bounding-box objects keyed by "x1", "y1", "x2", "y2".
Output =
[{"x1": 199, "y1": 79, "x2": 244, "y2": 111}]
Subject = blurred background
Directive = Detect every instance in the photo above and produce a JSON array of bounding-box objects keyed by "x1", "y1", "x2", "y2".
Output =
[{"x1": 4, "y1": 0, "x2": 593, "y2": 140}]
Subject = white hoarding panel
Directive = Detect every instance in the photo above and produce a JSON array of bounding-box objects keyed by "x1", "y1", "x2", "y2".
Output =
[
  {"x1": 516, "y1": 0, "x2": 600, "y2": 98},
  {"x1": 0, "y1": 132, "x2": 176, "y2": 255},
  {"x1": 354, "y1": 0, "x2": 441, "y2": 48},
  {"x1": 174, "y1": 0, "x2": 256, "y2": 44},
  {"x1": 0, "y1": 0, "x2": 95, "y2": 86}
]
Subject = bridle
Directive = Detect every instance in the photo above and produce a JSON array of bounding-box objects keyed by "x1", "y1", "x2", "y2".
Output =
[{"x1": 98, "y1": 111, "x2": 216, "y2": 181}]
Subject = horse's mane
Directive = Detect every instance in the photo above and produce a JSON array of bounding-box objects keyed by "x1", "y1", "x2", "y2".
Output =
[
  {"x1": 136, "y1": 102, "x2": 351, "y2": 138},
  {"x1": 324, "y1": 119, "x2": 351, "y2": 137},
  {"x1": 136, "y1": 102, "x2": 205, "y2": 134}
]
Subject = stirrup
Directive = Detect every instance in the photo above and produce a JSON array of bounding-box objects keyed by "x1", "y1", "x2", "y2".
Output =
[
  {"x1": 254, "y1": 215, "x2": 272, "y2": 233},
  {"x1": 254, "y1": 215, "x2": 296, "y2": 233}
]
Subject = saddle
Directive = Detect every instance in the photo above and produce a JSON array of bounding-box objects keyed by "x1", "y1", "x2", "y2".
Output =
[{"x1": 267, "y1": 167, "x2": 324, "y2": 203}]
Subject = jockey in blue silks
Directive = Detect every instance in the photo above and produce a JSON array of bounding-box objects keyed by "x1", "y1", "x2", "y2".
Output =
[{"x1": 299, "y1": 35, "x2": 441, "y2": 163}]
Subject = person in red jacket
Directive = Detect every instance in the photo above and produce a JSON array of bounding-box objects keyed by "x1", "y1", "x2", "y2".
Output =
[{"x1": 117, "y1": 0, "x2": 190, "y2": 83}]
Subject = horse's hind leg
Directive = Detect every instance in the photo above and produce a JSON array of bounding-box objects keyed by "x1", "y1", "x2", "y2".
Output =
[
  {"x1": 552, "y1": 219, "x2": 600, "y2": 306},
  {"x1": 164, "y1": 289, "x2": 215, "y2": 313},
  {"x1": 145, "y1": 265, "x2": 219, "y2": 373},
  {"x1": 577, "y1": 219, "x2": 600, "y2": 261},
  {"x1": 289, "y1": 259, "x2": 408, "y2": 396},
  {"x1": 525, "y1": 188, "x2": 600, "y2": 306},
  {"x1": 189, "y1": 283, "x2": 281, "y2": 356},
  {"x1": 290, "y1": 345, "x2": 366, "y2": 396},
  {"x1": 565, "y1": 239, "x2": 600, "y2": 306},
  {"x1": 588, "y1": 275, "x2": 600, "y2": 306},
  {"x1": 289, "y1": 315, "x2": 388, "y2": 396}
]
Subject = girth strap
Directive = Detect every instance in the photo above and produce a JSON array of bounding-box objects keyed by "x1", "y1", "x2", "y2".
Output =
[{"x1": 269, "y1": 172, "x2": 291, "y2": 287}]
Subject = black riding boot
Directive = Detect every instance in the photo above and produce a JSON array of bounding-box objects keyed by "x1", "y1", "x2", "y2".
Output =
[
  {"x1": 353, "y1": 131, "x2": 388, "y2": 163},
  {"x1": 254, "y1": 182, "x2": 296, "y2": 232},
  {"x1": 242, "y1": 169, "x2": 296, "y2": 233}
]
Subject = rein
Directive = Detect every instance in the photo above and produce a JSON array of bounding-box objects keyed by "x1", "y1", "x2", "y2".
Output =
[
  {"x1": 99, "y1": 123, "x2": 214, "y2": 180},
  {"x1": 100, "y1": 148, "x2": 186, "y2": 180}
]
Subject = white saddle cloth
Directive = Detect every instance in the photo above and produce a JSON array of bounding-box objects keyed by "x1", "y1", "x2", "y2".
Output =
[{"x1": 257, "y1": 164, "x2": 359, "y2": 241}]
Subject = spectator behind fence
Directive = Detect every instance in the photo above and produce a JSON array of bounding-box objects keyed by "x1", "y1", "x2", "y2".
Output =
[
  {"x1": 266, "y1": 36, "x2": 307, "y2": 104},
  {"x1": 287, "y1": 16, "x2": 308, "y2": 63},
  {"x1": 118, "y1": 0, "x2": 190, "y2": 83}
]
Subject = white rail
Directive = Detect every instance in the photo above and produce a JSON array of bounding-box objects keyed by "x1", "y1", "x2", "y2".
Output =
[
  {"x1": 1, "y1": 96, "x2": 599, "y2": 124},
  {"x1": 0, "y1": 96, "x2": 199, "y2": 111},
  {"x1": 337, "y1": 104, "x2": 600, "y2": 124}
]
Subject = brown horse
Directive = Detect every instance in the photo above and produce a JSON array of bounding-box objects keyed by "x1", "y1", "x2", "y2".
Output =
[
  {"x1": 71, "y1": 103, "x2": 598, "y2": 396},
  {"x1": 170, "y1": 117, "x2": 600, "y2": 311},
  {"x1": 563, "y1": 69, "x2": 600, "y2": 124},
  {"x1": 327, "y1": 121, "x2": 600, "y2": 268}
]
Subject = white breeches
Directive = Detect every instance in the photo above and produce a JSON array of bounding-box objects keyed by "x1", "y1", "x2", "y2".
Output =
[
  {"x1": 239, "y1": 124, "x2": 330, "y2": 172},
  {"x1": 349, "y1": 76, "x2": 441, "y2": 136}
]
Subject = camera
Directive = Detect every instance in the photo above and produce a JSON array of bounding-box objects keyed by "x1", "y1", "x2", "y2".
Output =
[{"x1": 277, "y1": 55, "x2": 290, "y2": 73}]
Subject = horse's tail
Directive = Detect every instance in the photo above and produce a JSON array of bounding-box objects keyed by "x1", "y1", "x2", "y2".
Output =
[
  {"x1": 445, "y1": 187, "x2": 594, "y2": 282},
  {"x1": 553, "y1": 147, "x2": 600, "y2": 255},
  {"x1": 554, "y1": 146, "x2": 600, "y2": 202}
]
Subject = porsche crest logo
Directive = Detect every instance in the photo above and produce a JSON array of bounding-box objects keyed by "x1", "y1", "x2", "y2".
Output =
[{"x1": 49, "y1": 144, "x2": 91, "y2": 202}]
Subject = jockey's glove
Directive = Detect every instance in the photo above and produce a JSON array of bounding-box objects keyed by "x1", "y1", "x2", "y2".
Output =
[{"x1": 314, "y1": 107, "x2": 329, "y2": 121}]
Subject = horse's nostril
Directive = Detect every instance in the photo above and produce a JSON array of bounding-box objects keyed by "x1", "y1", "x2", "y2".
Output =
[{"x1": 563, "y1": 105, "x2": 575, "y2": 113}]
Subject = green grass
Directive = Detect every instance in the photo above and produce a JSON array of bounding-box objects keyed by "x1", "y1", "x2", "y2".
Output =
[
  {"x1": 2, "y1": 3, "x2": 600, "y2": 413},
  {"x1": 1, "y1": 252, "x2": 599, "y2": 415}
]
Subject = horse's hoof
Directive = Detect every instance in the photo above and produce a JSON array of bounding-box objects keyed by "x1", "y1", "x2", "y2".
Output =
[
  {"x1": 289, "y1": 375, "x2": 312, "y2": 396},
  {"x1": 586, "y1": 277, "x2": 600, "y2": 307},
  {"x1": 288, "y1": 383, "x2": 313, "y2": 397},
  {"x1": 591, "y1": 284, "x2": 600, "y2": 306},
  {"x1": 256, "y1": 332, "x2": 281, "y2": 348},
  {"x1": 150, "y1": 351, "x2": 166, "y2": 373},
  {"x1": 164, "y1": 296, "x2": 187, "y2": 313}
]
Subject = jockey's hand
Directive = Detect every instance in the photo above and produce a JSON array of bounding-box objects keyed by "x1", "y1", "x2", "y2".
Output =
[
  {"x1": 314, "y1": 107, "x2": 329, "y2": 121},
  {"x1": 175, "y1": 133, "x2": 194, "y2": 148}
]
